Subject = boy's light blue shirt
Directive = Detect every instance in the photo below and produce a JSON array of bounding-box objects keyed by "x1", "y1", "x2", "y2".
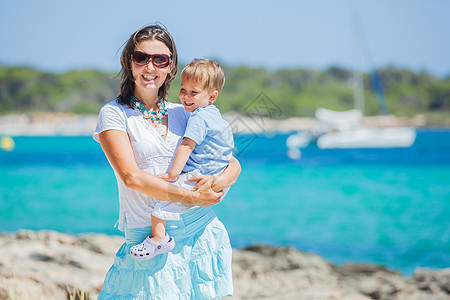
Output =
[{"x1": 182, "y1": 105, "x2": 234, "y2": 175}]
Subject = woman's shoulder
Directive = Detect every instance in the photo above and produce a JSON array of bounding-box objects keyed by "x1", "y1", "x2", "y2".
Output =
[
  {"x1": 101, "y1": 98, "x2": 127, "y2": 111},
  {"x1": 99, "y1": 98, "x2": 136, "y2": 116},
  {"x1": 93, "y1": 99, "x2": 131, "y2": 141}
]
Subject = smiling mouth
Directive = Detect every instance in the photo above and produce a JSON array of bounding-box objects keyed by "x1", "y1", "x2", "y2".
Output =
[{"x1": 142, "y1": 75, "x2": 156, "y2": 81}]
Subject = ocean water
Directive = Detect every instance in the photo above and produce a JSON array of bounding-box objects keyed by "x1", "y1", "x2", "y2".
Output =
[{"x1": 1, "y1": 129, "x2": 449, "y2": 275}]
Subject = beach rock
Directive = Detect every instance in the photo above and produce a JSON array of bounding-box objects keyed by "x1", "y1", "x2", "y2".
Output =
[
  {"x1": 412, "y1": 268, "x2": 450, "y2": 294},
  {"x1": 233, "y1": 245, "x2": 368, "y2": 300},
  {"x1": 337, "y1": 263, "x2": 450, "y2": 300},
  {"x1": 0, "y1": 231, "x2": 122, "y2": 299},
  {"x1": 0, "y1": 232, "x2": 449, "y2": 300}
]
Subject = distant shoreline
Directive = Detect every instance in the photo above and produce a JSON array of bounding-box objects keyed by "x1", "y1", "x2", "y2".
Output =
[{"x1": 0, "y1": 112, "x2": 445, "y2": 137}]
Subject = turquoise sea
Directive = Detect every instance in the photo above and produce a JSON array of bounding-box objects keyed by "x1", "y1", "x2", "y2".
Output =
[{"x1": 1, "y1": 129, "x2": 449, "y2": 275}]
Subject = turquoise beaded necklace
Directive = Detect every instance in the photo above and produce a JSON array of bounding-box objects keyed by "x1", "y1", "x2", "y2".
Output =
[{"x1": 132, "y1": 96, "x2": 167, "y2": 124}]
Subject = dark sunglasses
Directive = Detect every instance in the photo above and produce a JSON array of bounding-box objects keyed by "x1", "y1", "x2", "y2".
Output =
[{"x1": 131, "y1": 51, "x2": 170, "y2": 68}]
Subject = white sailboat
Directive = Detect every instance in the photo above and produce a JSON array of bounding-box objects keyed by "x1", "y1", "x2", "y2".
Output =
[
  {"x1": 287, "y1": 67, "x2": 417, "y2": 151},
  {"x1": 314, "y1": 3, "x2": 416, "y2": 149},
  {"x1": 286, "y1": 2, "x2": 417, "y2": 153},
  {"x1": 315, "y1": 108, "x2": 417, "y2": 149}
]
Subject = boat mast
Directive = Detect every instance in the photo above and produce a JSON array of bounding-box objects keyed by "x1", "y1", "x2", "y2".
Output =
[{"x1": 352, "y1": 0, "x2": 365, "y2": 115}]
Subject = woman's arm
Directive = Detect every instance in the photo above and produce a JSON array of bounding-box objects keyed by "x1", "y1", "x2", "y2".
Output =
[
  {"x1": 212, "y1": 156, "x2": 241, "y2": 191},
  {"x1": 99, "y1": 129, "x2": 222, "y2": 206}
]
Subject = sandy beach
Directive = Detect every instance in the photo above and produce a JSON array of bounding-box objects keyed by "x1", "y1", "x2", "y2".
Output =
[{"x1": 0, "y1": 230, "x2": 449, "y2": 300}]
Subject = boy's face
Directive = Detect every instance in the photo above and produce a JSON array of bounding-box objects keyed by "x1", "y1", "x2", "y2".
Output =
[{"x1": 179, "y1": 79, "x2": 217, "y2": 113}]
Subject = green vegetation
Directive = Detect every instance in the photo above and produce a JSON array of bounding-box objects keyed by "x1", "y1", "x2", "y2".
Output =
[{"x1": 0, "y1": 65, "x2": 449, "y2": 121}]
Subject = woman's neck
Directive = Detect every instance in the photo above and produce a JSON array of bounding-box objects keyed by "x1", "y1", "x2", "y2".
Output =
[{"x1": 134, "y1": 90, "x2": 159, "y2": 110}]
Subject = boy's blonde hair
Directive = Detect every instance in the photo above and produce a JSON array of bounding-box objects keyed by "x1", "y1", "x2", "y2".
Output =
[{"x1": 181, "y1": 59, "x2": 225, "y2": 92}]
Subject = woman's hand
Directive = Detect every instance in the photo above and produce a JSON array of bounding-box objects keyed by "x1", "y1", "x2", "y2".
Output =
[
  {"x1": 188, "y1": 175, "x2": 218, "y2": 192},
  {"x1": 189, "y1": 156, "x2": 241, "y2": 194},
  {"x1": 188, "y1": 175, "x2": 223, "y2": 207}
]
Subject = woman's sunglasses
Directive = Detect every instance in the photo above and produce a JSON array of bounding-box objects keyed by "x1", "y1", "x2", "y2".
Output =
[{"x1": 131, "y1": 51, "x2": 170, "y2": 68}]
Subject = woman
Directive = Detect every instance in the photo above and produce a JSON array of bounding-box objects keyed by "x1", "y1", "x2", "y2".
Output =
[{"x1": 93, "y1": 25, "x2": 241, "y2": 299}]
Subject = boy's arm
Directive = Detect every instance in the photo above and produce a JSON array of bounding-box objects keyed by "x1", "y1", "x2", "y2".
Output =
[{"x1": 159, "y1": 137, "x2": 196, "y2": 181}]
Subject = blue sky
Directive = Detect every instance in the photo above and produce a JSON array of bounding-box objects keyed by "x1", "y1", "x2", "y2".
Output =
[{"x1": 1, "y1": 0, "x2": 449, "y2": 77}]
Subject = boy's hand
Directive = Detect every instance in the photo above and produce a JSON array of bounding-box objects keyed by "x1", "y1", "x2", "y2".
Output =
[{"x1": 157, "y1": 173, "x2": 178, "y2": 182}]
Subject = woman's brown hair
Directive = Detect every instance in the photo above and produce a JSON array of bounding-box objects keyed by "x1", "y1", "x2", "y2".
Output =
[{"x1": 117, "y1": 25, "x2": 178, "y2": 107}]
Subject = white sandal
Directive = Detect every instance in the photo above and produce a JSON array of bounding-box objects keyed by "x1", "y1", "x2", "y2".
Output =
[{"x1": 130, "y1": 234, "x2": 175, "y2": 260}]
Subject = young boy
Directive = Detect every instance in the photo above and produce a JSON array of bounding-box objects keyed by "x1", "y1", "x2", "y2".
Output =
[{"x1": 130, "y1": 58, "x2": 234, "y2": 260}]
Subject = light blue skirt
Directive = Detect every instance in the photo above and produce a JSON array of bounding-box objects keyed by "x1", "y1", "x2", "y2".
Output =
[{"x1": 98, "y1": 207, "x2": 233, "y2": 300}]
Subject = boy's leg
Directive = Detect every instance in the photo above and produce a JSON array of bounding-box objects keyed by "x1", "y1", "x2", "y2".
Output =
[
  {"x1": 130, "y1": 215, "x2": 175, "y2": 260},
  {"x1": 151, "y1": 214, "x2": 166, "y2": 243}
]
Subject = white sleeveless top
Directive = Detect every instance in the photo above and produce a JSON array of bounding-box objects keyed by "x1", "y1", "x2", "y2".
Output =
[{"x1": 93, "y1": 99, "x2": 190, "y2": 230}]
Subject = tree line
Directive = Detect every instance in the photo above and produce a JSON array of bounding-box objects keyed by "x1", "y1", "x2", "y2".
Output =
[{"x1": 0, "y1": 64, "x2": 449, "y2": 120}]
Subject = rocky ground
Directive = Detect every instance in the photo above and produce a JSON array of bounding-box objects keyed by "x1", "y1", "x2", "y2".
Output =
[{"x1": 0, "y1": 231, "x2": 448, "y2": 300}]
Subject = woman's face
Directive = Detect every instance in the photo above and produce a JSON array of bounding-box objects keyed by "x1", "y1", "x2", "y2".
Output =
[{"x1": 131, "y1": 39, "x2": 171, "y2": 98}]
